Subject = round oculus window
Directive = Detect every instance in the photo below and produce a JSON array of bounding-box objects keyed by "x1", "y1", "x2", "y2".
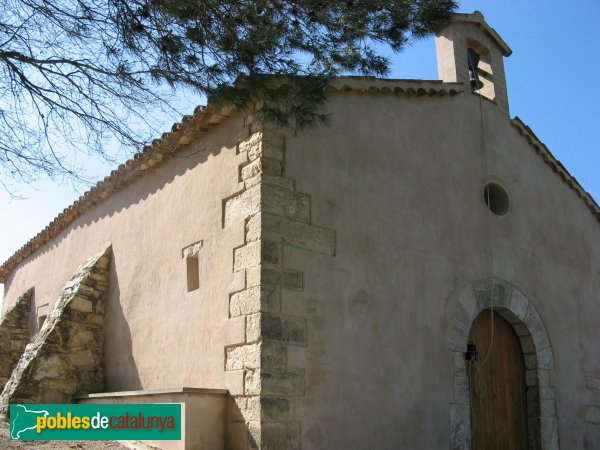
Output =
[{"x1": 483, "y1": 182, "x2": 509, "y2": 216}]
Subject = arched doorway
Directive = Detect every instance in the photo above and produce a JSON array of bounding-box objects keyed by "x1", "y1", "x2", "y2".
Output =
[
  {"x1": 467, "y1": 309, "x2": 528, "y2": 450},
  {"x1": 448, "y1": 278, "x2": 559, "y2": 450}
]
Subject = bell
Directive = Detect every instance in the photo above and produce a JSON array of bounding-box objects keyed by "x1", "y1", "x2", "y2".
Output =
[
  {"x1": 467, "y1": 48, "x2": 484, "y2": 91},
  {"x1": 469, "y1": 70, "x2": 484, "y2": 91}
]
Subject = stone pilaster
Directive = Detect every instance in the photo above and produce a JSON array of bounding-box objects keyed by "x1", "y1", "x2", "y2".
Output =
[
  {"x1": 223, "y1": 119, "x2": 334, "y2": 449},
  {"x1": 0, "y1": 246, "x2": 111, "y2": 416},
  {"x1": 0, "y1": 288, "x2": 33, "y2": 391}
]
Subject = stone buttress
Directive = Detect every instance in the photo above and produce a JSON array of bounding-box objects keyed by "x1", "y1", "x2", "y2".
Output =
[
  {"x1": 0, "y1": 246, "x2": 111, "y2": 415},
  {"x1": 0, "y1": 288, "x2": 33, "y2": 392}
]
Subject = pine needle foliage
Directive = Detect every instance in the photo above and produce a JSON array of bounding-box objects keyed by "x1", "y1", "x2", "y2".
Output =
[{"x1": 0, "y1": 0, "x2": 456, "y2": 187}]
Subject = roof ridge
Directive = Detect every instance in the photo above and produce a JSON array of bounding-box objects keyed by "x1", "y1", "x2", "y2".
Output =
[
  {"x1": 327, "y1": 78, "x2": 464, "y2": 96},
  {"x1": 449, "y1": 11, "x2": 512, "y2": 56}
]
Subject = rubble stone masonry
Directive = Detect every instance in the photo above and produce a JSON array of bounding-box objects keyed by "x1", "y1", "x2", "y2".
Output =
[
  {"x1": 0, "y1": 246, "x2": 111, "y2": 417},
  {"x1": 0, "y1": 288, "x2": 33, "y2": 391}
]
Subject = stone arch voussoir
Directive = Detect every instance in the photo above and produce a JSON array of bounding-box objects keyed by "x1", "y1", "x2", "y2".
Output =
[{"x1": 448, "y1": 278, "x2": 560, "y2": 450}]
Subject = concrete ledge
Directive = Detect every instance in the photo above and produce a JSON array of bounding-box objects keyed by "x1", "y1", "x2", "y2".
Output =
[
  {"x1": 77, "y1": 387, "x2": 229, "y2": 450},
  {"x1": 75, "y1": 387, "x2": 228, "y2": 399}
]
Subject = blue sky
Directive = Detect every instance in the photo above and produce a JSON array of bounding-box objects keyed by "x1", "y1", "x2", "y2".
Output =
[{"x1": 1, "y1": 1, "x2": 599, "y2": 294}]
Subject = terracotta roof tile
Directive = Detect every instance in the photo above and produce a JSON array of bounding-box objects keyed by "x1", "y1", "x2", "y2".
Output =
[
  {"x1": 511, "y1": 117, "x2": 600, "y2": 222},
  {"x1": 0, "y1": 103, "x2": 232, "y2": 283}
]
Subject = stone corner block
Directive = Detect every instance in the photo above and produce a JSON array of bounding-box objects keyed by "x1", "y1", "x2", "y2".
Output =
[
  {"x1": 182, "y1": 241, "x2": 203, "y2": 258},
  {"x1": 262, "y1": 314, "x2": 307, "y2": 347},
  {"x1": 585, "y1": 406, "x2": 600, "y2": 424},
  {"x1": 261, "y1": 421, "x2": 301, "y2": 450},
  {"x1": 261, "y1": 368, "x2": 305, "y2": 396}
]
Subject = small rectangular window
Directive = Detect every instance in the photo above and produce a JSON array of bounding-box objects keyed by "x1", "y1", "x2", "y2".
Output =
[
  {"x1": 183, "y1": 241, "x2": 203, "y2": 293},
  {"x1": 36, "y1": 303, "x2": 49, "y2": 333},
  {"x1": 186, "y1": 256, "x2": 200, "y2": 292}
]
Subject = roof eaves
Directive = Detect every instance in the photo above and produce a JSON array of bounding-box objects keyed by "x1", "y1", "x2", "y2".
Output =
[
  {"x1": 511, "y1": 117, "x2": 600, "y2": 222},
  {"x1": 327, "y1": 77, "x2": 464, "y2": 97},
  {"x1": 451, "y1": 11, "x2": 512, "y2": 56},
  {"x1": 0, "y1": 78, "x2": 479, "y2": 283},
  {"x1": 0, "y1": 103, "x2": 234, "y2": 283}
]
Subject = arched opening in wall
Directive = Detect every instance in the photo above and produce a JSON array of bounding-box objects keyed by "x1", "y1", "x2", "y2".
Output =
[
  {"x1": 450, "y1": 281, "x2": 557, "y2": 450},
  {"x1": 466, "y1": 38, "x2": 495, "y2": 101},
  {"x1": 467, "y1": 309, "x2": 528, "y2": 449}
]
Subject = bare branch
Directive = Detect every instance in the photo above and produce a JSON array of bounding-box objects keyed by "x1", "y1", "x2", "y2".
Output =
[{"x1": 0, "y1": 0, "x2": 456, "y2": 193}]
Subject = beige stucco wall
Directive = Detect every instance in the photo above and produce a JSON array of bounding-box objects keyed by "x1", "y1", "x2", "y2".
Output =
[
  {"x1": 2, "y1": 111, "x2": 249, "y2": 394},
  {"x1": 283, "y1": 86, "x2": 600, "y2": 448},
  {"x1": 2, "y1": 76, "x2": 598, "y2": 449}
]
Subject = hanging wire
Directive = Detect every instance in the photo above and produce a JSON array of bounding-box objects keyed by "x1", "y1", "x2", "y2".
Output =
[
  {"x1": 467, "y1": 51, "x2": 496, "y2": 371},
  {"x1": 470, "y1": 70, "x2": 496, "y2": 371},
  {"x1": 465, "y1": 53, "x2": 498, "y2": 448}
]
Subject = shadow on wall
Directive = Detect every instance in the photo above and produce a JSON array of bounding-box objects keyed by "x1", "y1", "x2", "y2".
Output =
[
  {"x1": 2, "y1": 114, "x2": 245, "y2": 288},
  {"x1": 27, "y1": 291, "x2": 36, "y2": 338},
  {"x1": 103, "y1": 253, "x2": 142, "y2": 391},
  {"x1": 228, "y1": 398, "x2": 253, "y2": 450}
]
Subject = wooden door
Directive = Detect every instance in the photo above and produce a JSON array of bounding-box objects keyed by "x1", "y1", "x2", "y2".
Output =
[{"x1": 467, "y1": 310, "x2": 529, "y2": 450}]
